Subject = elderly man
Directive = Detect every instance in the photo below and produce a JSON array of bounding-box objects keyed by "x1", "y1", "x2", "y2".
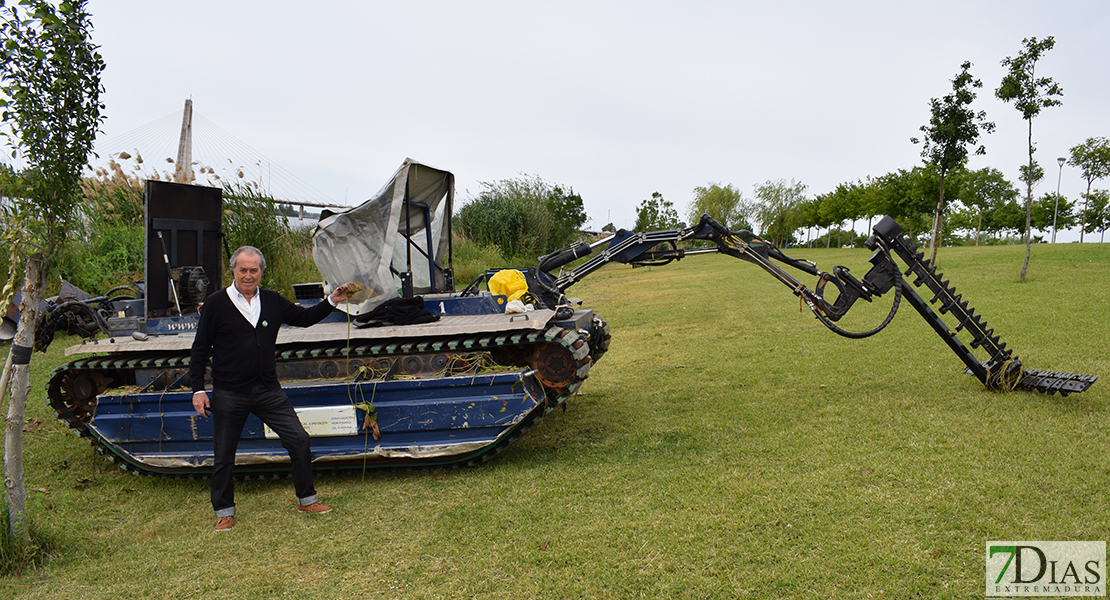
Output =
[{"x1": 190, "y1": 245, "x2": 355, "y2": 533}]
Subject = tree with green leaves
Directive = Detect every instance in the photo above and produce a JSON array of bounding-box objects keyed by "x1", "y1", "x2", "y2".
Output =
[
  {"x1": 852, "y1": 175, "x2": 885, "y2": 235},
  {"x1": 959, "y1": 167, "x2": 1019, "y2": 245},
  {"x1": 868, "y1": 171, "x2": 911, "y2": 225},
  {"x1": 544, "y1": 186, "x2": 588, "y2": 248},
  {"x1": 1068, "y1": 137, "x2": 1110, "y2": 243},
  {"x1": 989, "y1": 199, "x2": 1030, "y2": 240},
  {"x1": 861, "y1": 167, "x2": 932, "y2": 239},
  {"x1": 1032, "y1": 192, "x2": 1075, "y2": 234},
  {"x1": 816, "y1": 182, "x2": 859, "y2": 248},
  {"x1": 455, "y1": 174, "x2": 587, "y2": 259},
  {"x1": 687, "y1": 182, "x2": 751, "y2": 231},
  {"x1": 995, "y1": 36, "x2": 1063, "y2": 280},
  {"x1": 808, "y1": 192, "x2": 835, "y2": 247},
  {"x1": 790, "y1": 196, "x2": 818, "y2": 246},
  {"x1": 947, "y1": 201, "x2": 978, "y2": 241},
  {"x1": 0, "y1": 0, "x2": 105, "y2": 542},
  {"x1": 911, "y1": 61, "x2": 995, "y2": 265},
  {"x1": 1083, "y1": 188, "x2": 1110, "y2": 243},
  {"x1": 753, "y1": 179, "x2": 807, "y2": 248},
  {"x1": 634, "y1": 191, "x2": 682, "y2": 231}
]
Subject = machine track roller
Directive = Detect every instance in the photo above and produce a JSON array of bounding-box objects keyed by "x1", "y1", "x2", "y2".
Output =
[
  {"x1": 47, "y1": 369, "x2": 125, "y2": 428},
  {"x1": 528, "y1": 329, "x2": 591, "y2": 391}
]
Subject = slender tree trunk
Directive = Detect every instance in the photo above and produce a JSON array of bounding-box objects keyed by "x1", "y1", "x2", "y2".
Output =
[
  {"x1": 975, "y1": 209, "x2": 983, "y2": 246},
  {"x1": 1020, "y1": 119, "x2": 1034, "y2": 282},
  {"x1": 930, "y1": 171, "x2": 948, "y2": 265},
  {"x1": 4, "y1": 254, "x2": 46, "y2": 543},
  {"x1": 1080, "y1": 180, "x2": 1092, "y2": 243}
]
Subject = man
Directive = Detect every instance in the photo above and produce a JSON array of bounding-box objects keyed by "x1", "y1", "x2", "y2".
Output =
[{"x1": 190, "y1": 245, "x2": 356, "y2": 533}]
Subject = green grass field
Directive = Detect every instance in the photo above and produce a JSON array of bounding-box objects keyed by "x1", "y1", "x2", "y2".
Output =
[{"x1": 3, "y1": 243, "x2": 1108, "y2": 599}]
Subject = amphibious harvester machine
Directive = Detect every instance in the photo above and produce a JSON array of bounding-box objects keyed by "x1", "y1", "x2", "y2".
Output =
[{"x1": 34, "y1": 159, "x2": 1097, "y2": 477}]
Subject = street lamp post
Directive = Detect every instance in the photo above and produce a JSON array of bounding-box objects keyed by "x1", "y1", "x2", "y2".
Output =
[{"x1": 1052, "y1": 157, "x2": 1066, "y2": 243}]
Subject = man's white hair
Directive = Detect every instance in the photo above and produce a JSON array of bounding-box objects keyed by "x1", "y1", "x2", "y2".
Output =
[{"x1": 229, "y1": 246, "x2": 266, "y2": 271}]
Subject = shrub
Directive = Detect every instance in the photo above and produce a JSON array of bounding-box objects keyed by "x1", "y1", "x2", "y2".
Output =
[
  {"x1": 54, "y1": 173, "x2": 145, "y2": 294},
  {"x1": 455, "y1": 174, "x2": 587, "y2": 260},
  {"x1": 451, "y1": 233, "x2": 512, "y2": 290},
  {"x1": 222, "y1": 183, "x2": 319, "y2": 297}
]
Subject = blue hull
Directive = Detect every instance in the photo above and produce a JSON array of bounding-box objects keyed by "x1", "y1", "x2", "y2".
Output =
[{"x1": 87, "y1": 370, "x2": 549, "y2": 475}]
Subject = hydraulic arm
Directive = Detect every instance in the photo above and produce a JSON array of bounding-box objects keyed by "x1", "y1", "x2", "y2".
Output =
[{"x1": 535, "y1": 214, "x2": 1097, "y2": 396}]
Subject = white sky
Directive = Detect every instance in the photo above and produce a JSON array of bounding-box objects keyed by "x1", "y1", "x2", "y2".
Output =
[{"x1": 86, "y1": 0, "x2": 1110, "y2": 241}]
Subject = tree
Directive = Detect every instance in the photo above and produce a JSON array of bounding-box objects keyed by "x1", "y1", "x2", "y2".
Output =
[
  {"x1": 0, "y1": 0, "x2": 105, "y2": 541},
  {"x1": 455, "y1": 174, "x2": 587, "y2": 258},
  {"x1": 794, "y1": 196, "x2": 823, "y2": 246},
  {"x1": 810, "y1": 192, "x2": 836, "y2": 247},
  {"x1": 817, "y1": 182, "x2": 857, "y2": 248},
  {"x1": 634, "y1": 192, "x2": 682, "y2": 231},
  {"x1": 1083, "y1": 188, "x2": 1110, "y2": 243},
  {"x1": 869, "y1": 171, "x2": 912, "y2": 225},
  {"x1": 996, "y1": 36, "x2": 1063, "y2": 280},
  {"x1": 947, "y1": 201, "x2": 978, "y2": 240},
  {"x1": 687, "y1": 182, "x2": 752, "y2": 231},
  {"x1": 992, "y1": 199, "x2": 1030, "y2": 240},
  {"x1": 1068, "y1": 137, "x2": 1110, "y2": 243},
  {"x1": 912, "y1": 61, "x2": 995, "y2": 264},
  {"x1": 959, "y1": 167, "x2": 1019, "y2": 244},
  {"x1": 544, "y1": 185, "x2": 588, "y2": 249},
  {"x1": 853, "y1": 175, "x2": 884, "y2": 236},
  {"x1": 753, "y1": 179, "x2": 806, "y2": 248},
  {"x1": 1031, "y1": 192, "x2": 1075, "y2": 234},
  {"x1": 866, "y1": 168, "x2": 936, "y2": 241}
]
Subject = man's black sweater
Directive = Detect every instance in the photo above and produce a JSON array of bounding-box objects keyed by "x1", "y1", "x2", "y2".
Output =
[{"x1": 190, "y1": 288, "x2": 334, "y2": 394}]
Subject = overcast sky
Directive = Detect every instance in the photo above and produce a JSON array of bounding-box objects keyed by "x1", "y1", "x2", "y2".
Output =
[{"x1": 85, "y1": 0, "x2": 1110, "y2": 240}]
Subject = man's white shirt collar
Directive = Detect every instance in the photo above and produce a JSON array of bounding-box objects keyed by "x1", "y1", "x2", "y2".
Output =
[{"x1": 227, "y1": 285, "x2": 261, "y2": 327}]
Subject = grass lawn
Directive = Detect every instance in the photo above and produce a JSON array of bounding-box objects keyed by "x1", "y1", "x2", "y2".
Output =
[{"x1": 2, "y1": 242, "x2": 1108, "y2": 599}]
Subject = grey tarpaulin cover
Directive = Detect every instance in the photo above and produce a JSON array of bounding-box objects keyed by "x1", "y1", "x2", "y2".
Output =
[{"x1": 311, "y1": 158, "x2": 454, "y2": 316}]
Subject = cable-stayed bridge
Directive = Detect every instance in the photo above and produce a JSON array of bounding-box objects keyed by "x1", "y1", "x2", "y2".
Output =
[{"x1": 87, "y1": 99, "x2": 347, "y2": 212}]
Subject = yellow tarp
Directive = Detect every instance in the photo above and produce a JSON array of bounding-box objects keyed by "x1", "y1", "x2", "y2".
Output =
[{"x1": 488, "y1": 269, "x2": 529, "y2": 303}]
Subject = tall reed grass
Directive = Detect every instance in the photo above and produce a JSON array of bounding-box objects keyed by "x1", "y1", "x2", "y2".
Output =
[
  {"x1": 221, "y1": 183, "x2": 319, "y2": 298},
  {"x1": 55, "y1": 173, "x2": 146, "y2": 294},
  {"x1": 450, "y1": 234, "x2": 513, "y2": 290},
  {"x1": 4, "y1": 167, "x2": 585, "y2": 303}
]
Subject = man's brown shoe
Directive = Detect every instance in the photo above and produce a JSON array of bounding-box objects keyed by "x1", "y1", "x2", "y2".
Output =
[
  {"x1": 214, "y1": 516, "x2": 234, "y2": 532},
  {"x1": 297, "y1": 501, "x2": 332, "y2": 514}
]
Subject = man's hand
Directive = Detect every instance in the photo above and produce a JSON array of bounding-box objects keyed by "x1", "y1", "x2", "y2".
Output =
[
  {"x1": 329, "y1": 282, "x2": 361, "y2": 305},
  {"x1": 192, "y1": 391, "x2": 210, "y2": 417}
]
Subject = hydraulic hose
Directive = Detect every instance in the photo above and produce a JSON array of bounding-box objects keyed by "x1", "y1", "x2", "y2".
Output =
[{"x1": 806, "y1": 245, "x2": 903, "y2": 339}]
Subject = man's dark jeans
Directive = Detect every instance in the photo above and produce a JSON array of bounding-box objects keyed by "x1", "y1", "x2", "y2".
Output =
[{"x1": 210, "y1": 382, "x2": 318, "y2": 517}]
